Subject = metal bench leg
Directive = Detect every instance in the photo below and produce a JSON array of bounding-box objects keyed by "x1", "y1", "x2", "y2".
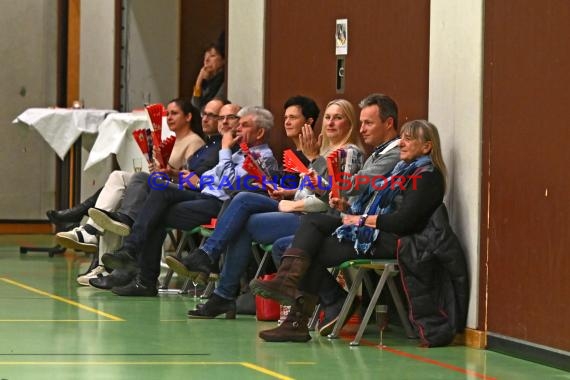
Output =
[
  {"x1": 387, "y1": 276, "x2": 416, "y2": 338},
  {"x1": 254, "y1": 250, "x2": 271, "y2": 279},
  {"x1": 161, "y1": 231, "x2": 196, "y2": 290},
  {"x1": 328, "y1": 268, "x2": 366, "y2": 339},
  {"x1": 350, "y1": 265, "x2": 394, "y2": 346}
]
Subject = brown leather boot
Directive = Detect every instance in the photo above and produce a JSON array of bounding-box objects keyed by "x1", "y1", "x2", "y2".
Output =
[
  {"x1": 249, "y1": 248, "x2": 310, "y2": 305},
  {"x1": 259, "y1": 294, "x2": 318, "y2": 342}
]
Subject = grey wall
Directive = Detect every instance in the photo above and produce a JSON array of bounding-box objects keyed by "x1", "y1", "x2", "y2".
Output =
[
  {"x1": 0, "y1": 0, "x2": 57, "y2": 219},
  {"x1": 123, "y1": 0, "x2": 179, "y2": 110}
]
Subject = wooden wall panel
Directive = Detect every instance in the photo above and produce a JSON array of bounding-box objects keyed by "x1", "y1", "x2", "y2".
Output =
[
  {"x1": 264, "y1": 0, "x2": 430, "y2": 157},
  {"x1": 482, "y1": 0, "x2": 570, "y2": 351}
]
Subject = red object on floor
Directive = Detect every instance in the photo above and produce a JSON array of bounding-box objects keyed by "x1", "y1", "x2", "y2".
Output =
[
  {"x1": 341, "y1": 309, "x2": 362, "y2": 334},
  {"x1": 255, "y1": 274, "x2": 281, "y2": 321}
]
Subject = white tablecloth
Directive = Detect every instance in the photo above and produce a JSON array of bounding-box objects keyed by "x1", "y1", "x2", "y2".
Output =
[
  {"x1": 13, "y1": 108, "x2": 116, "y2": 160},
  {"x1": 84, "y1": 112, "x2": 173, "y2": 171}
]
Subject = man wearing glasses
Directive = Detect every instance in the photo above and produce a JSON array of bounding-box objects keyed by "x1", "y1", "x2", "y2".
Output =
[
  {"x1": 101, "y1": 105, "x2": 278, "y2": 296},
  {"x1": 89, "y1": 98, "x2": 232, "y2": 289}
]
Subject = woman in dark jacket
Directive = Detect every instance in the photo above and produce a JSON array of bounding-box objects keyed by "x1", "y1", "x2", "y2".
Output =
[
  {"x1": 251, "y1": 119, "x2": 448, "y2": 343},
  {"x1": 191, "y1": 43, "x2": 225, "y2": 110}
]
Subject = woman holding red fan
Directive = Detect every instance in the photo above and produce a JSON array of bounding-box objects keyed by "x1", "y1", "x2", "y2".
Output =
[
  {"x1": 166, "y1": 97, "x2": 364, "y2": 319},
  {"x1": 57, "y1": 98, "x2": 204, "y2": 285}
]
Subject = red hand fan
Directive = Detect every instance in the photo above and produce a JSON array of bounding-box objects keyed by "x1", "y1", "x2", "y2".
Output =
[
  {"x1": 240, "y1": 143, "x2": 275, "y2": 191},
  {"x1": 132, "y1": 129, "x2": 151, "y2": 163},
  {"x1": 145, "y1": 103, "x2": 164, "y2": 149},
  {"x1": 159, "y1": 136, "x2": 176, "y2": 168},
  {"x1": 326, "y1": 148, "x2": 346, "y2": 198},
  {"x1": 282, "y1": 149, "x2": 309, "y2": 174}
]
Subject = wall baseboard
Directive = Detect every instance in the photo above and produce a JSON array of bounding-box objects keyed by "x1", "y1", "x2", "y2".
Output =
[
  {"x1": 454, "y1": 328, "x2": 487, "y2": 349},
  {"x1": 487, "y1": 333, "x2": 570, "y2": 372},
  {"x1": 0, "y1": 222, "x2": 52, "y2": 234}
]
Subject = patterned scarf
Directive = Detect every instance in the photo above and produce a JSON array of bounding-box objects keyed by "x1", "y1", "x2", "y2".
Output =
[{"x1": 333, "y1": 155, "x2": 434, "y2": 254}]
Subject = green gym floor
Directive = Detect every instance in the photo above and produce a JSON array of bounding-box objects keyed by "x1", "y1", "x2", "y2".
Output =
[{"x1": 1, "y1": 235, "x2": 568, "y2": 380}]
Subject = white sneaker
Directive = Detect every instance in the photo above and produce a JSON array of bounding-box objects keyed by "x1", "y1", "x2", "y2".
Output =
[
  {"x1": 56, "y1": 226, "x2": 98, "y2": 253},
  {"x1": 77, "y1": 265, "x2": 107, "y2": 286}
]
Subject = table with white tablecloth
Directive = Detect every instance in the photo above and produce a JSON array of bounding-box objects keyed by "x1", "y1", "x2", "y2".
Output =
[
  {"x1": 84, "y1": 112, "x2": 173, "y2": 172},
  {"x1": 13, "y1": 108, "x2": 117, "y2": 160}
]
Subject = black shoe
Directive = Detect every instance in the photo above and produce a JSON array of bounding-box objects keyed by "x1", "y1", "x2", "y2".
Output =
[
  {"x1": 187, "y1": 293, "x2": 236, "y2": 319},
  {"x1": 89, "y1": 269, "x2": 135, "y2": 290},
  {"x1": 317, "y1": 295, "x2": 361, "y2": 336},
  {"x1": 88, "y1": 208, "x2": 133, "y2": 237},
  {"x1": 164, "y1": 249, "x2": 211, "y2": 285},
  {"x1": 112, "y1": 277, "x2": 157, "y2": 297},
  {"x1": 101, "y1": 249, "x2": 137, "y2": 271},
  {"x1": 46, "y1": 190, "x2": 99, "y2": 224},
  {"x1": 46, "y1": 209, "x2": 85, "y2": 224}
]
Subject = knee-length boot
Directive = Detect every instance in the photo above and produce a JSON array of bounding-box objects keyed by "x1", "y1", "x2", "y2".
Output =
[{"x1": 249, "y1": 248, "x2": 310, "y2": 305}]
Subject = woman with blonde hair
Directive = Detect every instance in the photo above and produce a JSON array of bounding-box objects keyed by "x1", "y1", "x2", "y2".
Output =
[
  {"x1": 167, "y1": 98, "x2": 365, "y2": 319},
  {"x1": 281, "y1": 98, "x2": 365, "y2": 213},
  {"x1": 251, "y1": 119, "x2": 458, "y2": 344}
]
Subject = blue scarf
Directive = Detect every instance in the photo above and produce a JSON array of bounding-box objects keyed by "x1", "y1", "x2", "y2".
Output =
[{"x1": 333, "y1": 155, "x2": 434, "y2": 254}]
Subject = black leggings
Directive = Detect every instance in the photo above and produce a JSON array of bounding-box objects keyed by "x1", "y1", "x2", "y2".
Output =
[{"x1": 291, "y1": 213, "x2": 396, "y2": 296}]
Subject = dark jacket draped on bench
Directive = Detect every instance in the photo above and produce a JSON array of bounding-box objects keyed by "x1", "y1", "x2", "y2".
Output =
[{"x1": 397, "y1": 204, "x2": 469, "y2": 347}]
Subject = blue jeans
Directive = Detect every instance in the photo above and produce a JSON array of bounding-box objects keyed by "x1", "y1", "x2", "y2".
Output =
[
  {"x1": 271, "y1": 235, "x2": 294, "y2": 267},
  {"x1": 201, "y1": 192, "x2": 279, "y2": 259},
  {"x1": 201, "y1": 192, "x2": 303, "y2": 300}
]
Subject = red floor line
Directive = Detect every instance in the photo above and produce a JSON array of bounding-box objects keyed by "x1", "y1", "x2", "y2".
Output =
[{"x1": 339, "y1": 333, "x2": 496, "y2": 380}]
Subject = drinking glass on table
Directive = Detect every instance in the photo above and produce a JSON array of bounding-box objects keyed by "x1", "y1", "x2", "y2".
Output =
[{"x1": 133, "y1": 158, "x2": 143, "y2": 173}]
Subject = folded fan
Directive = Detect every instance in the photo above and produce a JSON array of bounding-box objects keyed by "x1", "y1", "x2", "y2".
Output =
[
  {"x1": 159, "y1": 136, "x2": 176, "y2": 169},
  {"x1": 145, "y1": 103, "x2": 164, "y2": 158},
  {"x1": 145, "y1": 103, "x2": 166, "y2": 167},
  {"x1": 240, "y1": 142, "x2": 275, "y2": 191},
  {"x1": 282, "y1": 149, "x2": 309, "y2": 174},
  {"x1": 326, "y1": 148, "x2": 347, "y2": 198},
  {"x1": 132, "y1": 129, "x2": 152, "y2": 163}
]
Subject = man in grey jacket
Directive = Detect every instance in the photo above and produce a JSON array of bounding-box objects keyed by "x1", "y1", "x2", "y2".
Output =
[
  {"x1": 313, "y1": 93, "x2": 401, "y2": 203},
  {"x1": 272, "y1": 93, "x2": 402, "y2": 336}
]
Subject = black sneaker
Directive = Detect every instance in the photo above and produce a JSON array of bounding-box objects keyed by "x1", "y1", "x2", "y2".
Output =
[
  {"x1": 164, "y1": 248, "x2": 211, "y2": 285},
  {"x1": 112, "y1": 277, "x2": 157, "y2": 297},
  {"x1": 101, "y1": 249, "x2": 137, "y2": 271},
  {"x1": 88, "y1": 208, "x2": 133, "y2": 237}
]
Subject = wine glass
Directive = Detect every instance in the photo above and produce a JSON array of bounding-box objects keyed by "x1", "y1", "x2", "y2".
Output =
[
  {"x1": 133, "y1": 158, "x2": 143, "y2": 173},
  {"x1": 375, "y1": 305, "x2": 389, "y2": 347},
  {"x1": 192, "y1": 279, "x2": 199, "y2": 300}
]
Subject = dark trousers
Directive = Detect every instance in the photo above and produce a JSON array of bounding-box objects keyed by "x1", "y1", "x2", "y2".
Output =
[
  {"x1": 117, "y1": 172, "x2": 151, "y2": 221},
  {"x1": 292, "y1": 213, "x2": 396, "y2": 296},
  {"x1": 122, "y1": 186, "x2": 222, "y2": 284}
]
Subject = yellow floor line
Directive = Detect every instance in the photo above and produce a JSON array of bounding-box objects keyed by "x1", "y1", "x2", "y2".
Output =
[
  {"x1": 0, "y1": 320, "x2": 120, "y2": 322},
  {"x1": 0, "y1": 361, "x2": 293, "y2": 379},
  {"x1": 241, "y1": 362, "x2": 294, "y2": 380},
  {"x1": 0, "y1": 277, "x2": 124, "y2": 321},
  {"x1": 0, "y1": 362, "x2": 235, "y2": 365}
]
